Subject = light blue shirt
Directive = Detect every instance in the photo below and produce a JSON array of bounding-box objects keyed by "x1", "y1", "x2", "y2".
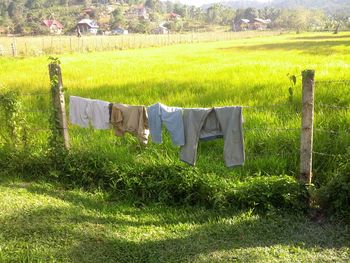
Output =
[{"x1": 147, "y1": 103, "x2": 185, "y2": 146}]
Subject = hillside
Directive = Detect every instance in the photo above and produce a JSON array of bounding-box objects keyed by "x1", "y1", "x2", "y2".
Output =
[{"x1": 207, "y1": 0, "x2": 350, "y2": 15}]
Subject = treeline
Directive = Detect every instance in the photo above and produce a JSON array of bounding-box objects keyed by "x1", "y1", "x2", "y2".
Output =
[{"x1": 0, "y1": 0, "x2": 349, "y2": 35}]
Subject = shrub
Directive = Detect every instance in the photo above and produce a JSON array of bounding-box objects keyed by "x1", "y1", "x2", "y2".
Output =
[
  {"x1": 0, "y1": 147, "x2": 309, "y2": 213},
  {"x1": 317, "y1": 172, "x2": 350, "y2": 222}
]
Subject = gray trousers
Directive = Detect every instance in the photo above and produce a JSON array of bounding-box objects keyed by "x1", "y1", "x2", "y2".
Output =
[{"x1": 180, "y1": 107, "x2": 245, "y2": 167}]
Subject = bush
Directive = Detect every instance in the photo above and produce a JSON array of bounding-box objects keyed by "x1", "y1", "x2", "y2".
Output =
[
  {"x1": 0, "y1": 147, "x2": 309, "y2": 212},
  {"x1": 317, "y1": 172, "x2": 350, "y2": 222}
]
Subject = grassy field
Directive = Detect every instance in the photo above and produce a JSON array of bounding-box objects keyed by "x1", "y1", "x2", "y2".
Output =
[
  {"x1": 0, "y1": 31, "x2": 278, "y2": 57},
  {"x1": 0, "y1": 31, "x2": 349, "y2": 183},
  {"x1": 0, "y1": 175, "x2": 349, "y2": 263},
  {"x1": 0, "y1": 32, "x2": 350, "y2": 262}
]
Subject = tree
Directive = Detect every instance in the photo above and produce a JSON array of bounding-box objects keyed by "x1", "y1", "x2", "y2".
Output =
[
  {"x1": 110, "y1": 7, "x2": 124, "y2": 28},
  {"x1": 145, "y1": 0, "x2": 160, "y2": 12},
  {"x1": 8, "y1": 0, "x2": 24, "y2": 20},
  {"x1": 25, "y1": 0, "x2": 45, "y2": 9},
  {"x1": 244, "y1": 8, "x2": 259, "y2": 21},
  {"x1": 273, "y1": 9, "x2": 314, "y2": 33},
  {"x1": 206, "y1": 4, "x2": 222, "y2": 24}
]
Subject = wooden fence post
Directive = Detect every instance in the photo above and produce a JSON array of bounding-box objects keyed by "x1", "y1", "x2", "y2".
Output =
[
  {"x1": 300, "y1": 69, "x2": 315, "y2": 184},
  {"x1": 11, "y1": 41, "x2": 17, "y2": 57},
  {"x1": 48, "y1": 62, "x2": 70, "y2": 150}
]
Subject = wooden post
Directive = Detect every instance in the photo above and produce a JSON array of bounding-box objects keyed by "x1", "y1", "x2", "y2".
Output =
[
  {"x1": 70, "y1": 37, "x2": 72, "y2": 53},
  {"x1": 300, "y1": 70, "x2": 315, "y2": 184},
  {"x1": 11, "y1": 42, "x2": 17, "y2": 57},
  {"x1": 48, "y1": 63, "x2": 70, "y2": 150}
]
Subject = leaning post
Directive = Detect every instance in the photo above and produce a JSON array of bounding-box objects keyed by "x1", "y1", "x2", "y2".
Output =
[
  {"x1": 48, "y1": 61, "x2": 70, "y2": 150},
  {"x1": 300, "y1": 69, "x2": 315, "y2": 185}
]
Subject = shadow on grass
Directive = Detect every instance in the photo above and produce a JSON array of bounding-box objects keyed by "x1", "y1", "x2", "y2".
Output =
[
  {"x1": 292, "y1": 35, "x2": 350, "y2": 40},
  {"x1": 219, "y1": 40, "x2": 350, "y2": 56},
  {"x1": 1, "y1": 183, "x2": 349, "y2": 262}
]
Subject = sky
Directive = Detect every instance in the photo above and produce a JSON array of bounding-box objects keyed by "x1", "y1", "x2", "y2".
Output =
[{"x1": 172, "y1": 0, "x2": 270, "y2": 7}]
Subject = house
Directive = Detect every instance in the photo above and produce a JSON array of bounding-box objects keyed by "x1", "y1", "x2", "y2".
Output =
[
  {"x1": 167, "y1": 12, "x2": 181, "y2": 21},
  {"x1": 233, "y1": 18, "x2": 270, "y2": 31},
  {"x1": 111, "y1": 28, "x2": 128, "y2": 35},
  {"x1": 42, "y1": 19, "x2": 64, "y2": 34},
  {"x1": 77, "y1": 19, "x2": 99, "y2": 35},
  {"x1": 250, "y1": 18, "x2": 271, "y2": 30},
  {"x1": 152, "y1": 25, "x2": 169, "y2": 35},
  {"x1": 126, "y1": 5, "x2": 148, "y2": 20},
  {"x1": 233, "y1": 19, "x2": 250, "y2": 31}
]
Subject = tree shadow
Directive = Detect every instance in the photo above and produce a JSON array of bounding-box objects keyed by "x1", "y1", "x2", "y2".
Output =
[
  {"x1": 293, "y1": 35, "x2": 350, "y2": 40},
  {"x1": 1, "y1": 186, "x2": 349, "y2": 263},
  {"x1": 219, "y1": 40, "x2": 350, "y2": 56}
]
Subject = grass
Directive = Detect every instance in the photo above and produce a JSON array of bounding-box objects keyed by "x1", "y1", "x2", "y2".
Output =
[
  {"x1": 0, "y1": 32, "x2": 350, "y2": 262},
  {"x1": 0, "y1": 175, "x2": 349, "y2": 263},
  {"x1": 1, "y1": 31, "x2": 349, "y2": 184},
  {"x1": 0, "y1": 31, "x2": 278, "y2": 57}
]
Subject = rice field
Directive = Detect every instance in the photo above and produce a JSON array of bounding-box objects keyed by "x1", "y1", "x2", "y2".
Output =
[
  {"x1": 0, "y1": 32, "x2": 350, "y2": 184},
  {"x1": 0, "y1": 31, "x2": 279, "y2": 57},
  {"x1": 1, "y1": 31, "x2": 350, "y2": 263}
]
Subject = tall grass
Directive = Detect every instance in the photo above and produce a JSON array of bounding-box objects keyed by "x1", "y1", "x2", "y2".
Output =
[
  {"x1": 0, "y1": 32, "x2": 349, "y2": 187},
  {"x1": 0, "y1": 31, "x2": 279, "y2": 57}
]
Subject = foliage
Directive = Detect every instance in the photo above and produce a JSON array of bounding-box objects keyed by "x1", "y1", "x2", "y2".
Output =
[
  {"x1": 206, "y1": 4, "x2": 235, "y2": 26},
  {"x1": 0, "y1": 32, "x2": 349, "y2": 214},
  {"x1": 0, "y1": 90, "x2": 28, "y2": 149},
  {"x1": 317, "y1": 165, "x2": 350, "y2": 222},
  {"x1": 0, "y1": 146, "x2": 309, "y2": 212},
  {"x1": 1, "y1": 0, "x2": 348, "y2": 35}
]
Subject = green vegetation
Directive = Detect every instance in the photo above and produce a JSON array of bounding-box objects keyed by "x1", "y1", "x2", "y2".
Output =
[
  {"x1": 0, "y1": 32, "x2": 349, "y2": 213},
  {"x1": 0, "y1": 0, "x2": 349, "y2": 35},
  {"x1": 0, "y1": 175, "x2": 349, "y2": 262},
  {"x1": 0, "y1": 28, "x2": 350, "y2": 262}
]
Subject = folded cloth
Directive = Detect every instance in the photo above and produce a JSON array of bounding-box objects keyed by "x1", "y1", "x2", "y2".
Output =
[
  {"x1": 69, "y1": 96, "x2": 110, "y2": 130},
  {"x1": 180, "y1": 107, "x2": 245, "y2": 168},
  {"x1": 111, "y1": 103, "x2": 149, "y2": 144},
  {"x1": 147, "y1": 102, "x2": 185, "y2": 146}
]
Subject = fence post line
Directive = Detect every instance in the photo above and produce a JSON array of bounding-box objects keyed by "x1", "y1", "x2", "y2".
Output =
[
  {"x1": 48, "y1": 62, "x2": 70, "y2": 150},
  {"x1": 300, "y1": 69, "x2": 315, "y2": 185},
  {"x1": 11, "y1": 36, "x2": 17, "y2": 57},
  {"x1": 70, "y1": 37, "x2": 72, "y2": 53}
]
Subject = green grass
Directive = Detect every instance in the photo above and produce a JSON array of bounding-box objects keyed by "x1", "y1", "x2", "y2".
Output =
[
  {"x1": 0, "y1": 31, "x2": 278, "y2": 56},
  {"x1": 0, "y1": 175, "x2": 349, "y2": 263},
  {"x1": 1, "y1": 31, "x2": 349, "y2": 184},
  {"x1": 0, "y1": 33, "x2": 350, "y2": 261}
]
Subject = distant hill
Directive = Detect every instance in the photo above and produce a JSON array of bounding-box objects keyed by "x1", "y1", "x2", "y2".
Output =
[{"x1": 203, "y1": 0, "x2": 350, "y2": 15}]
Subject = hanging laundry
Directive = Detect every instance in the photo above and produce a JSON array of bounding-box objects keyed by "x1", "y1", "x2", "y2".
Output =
[
  {"x1": 180, "y1": 107, "x2": 245, "y2": 168},
  {"x1": 69, "y1": 96, "x2": 91, "y2": 128},
  {"x1": 69, "y1": 96, "x2": 111, "y2": 130},
  {"x1": 147, "y1": 102, "x2": 185, "y2": 146},
  {"x1": 90, "y1": 99, "x2": 111, "y2": 130},
  {"x1": 111, "y1": 103, "x2": 149, "y2": 144}
]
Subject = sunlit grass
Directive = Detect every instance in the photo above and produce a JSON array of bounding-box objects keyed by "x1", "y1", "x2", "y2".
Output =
[
  {"x1": 0, "y1": 177, "x2": 349, "y2": 262},
  {"x1": 0, "y1": 32, "x2": 350, "y2": 182}
]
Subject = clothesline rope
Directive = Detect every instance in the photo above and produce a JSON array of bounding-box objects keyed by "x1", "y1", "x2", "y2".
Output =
[{"x1": 12, "y1": 82, "x2": 350, "y2": 161}]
